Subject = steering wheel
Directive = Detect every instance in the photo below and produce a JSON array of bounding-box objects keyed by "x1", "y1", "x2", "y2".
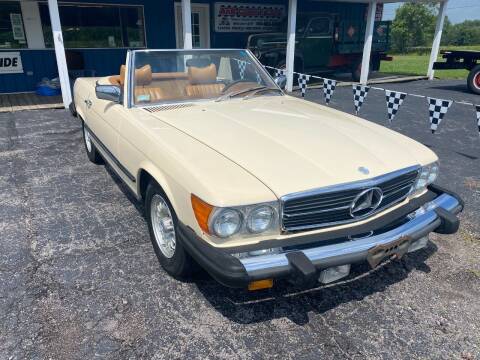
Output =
[{"x1": 221, "y1": 79, "x2": 253, "y2": 94}]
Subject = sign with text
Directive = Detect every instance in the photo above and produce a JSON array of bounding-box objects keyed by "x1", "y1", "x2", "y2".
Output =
[
  {"x1": 0, "y1": 52, "x2": 23, "y2": 74},
  {"x1": 215, "y1": 2, "x2": 286, "y2": 33}
]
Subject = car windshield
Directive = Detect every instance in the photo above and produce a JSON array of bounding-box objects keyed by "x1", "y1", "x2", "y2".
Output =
[{"x1": 131, "y1": 49, "x2": 280, "y2": 106}]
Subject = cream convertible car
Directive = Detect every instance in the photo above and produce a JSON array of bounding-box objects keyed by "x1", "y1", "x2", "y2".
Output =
[{"x1": 71, "y1": 49, "x2": 463, "y2": 290}]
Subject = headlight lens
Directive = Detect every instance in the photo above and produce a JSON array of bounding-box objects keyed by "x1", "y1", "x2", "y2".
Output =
[
  {"x1": 246, "y1": 205, "x2": 275, "y2": 233},
  {"x1": 191, "y1": 195, "x2": 280, "y2": 239},
  {"x1": 410, "y1": 162, "x2": 439, "y2": 196},
  {"x1": 212, "y1": 209, "x2": 242, "y2": 238}
]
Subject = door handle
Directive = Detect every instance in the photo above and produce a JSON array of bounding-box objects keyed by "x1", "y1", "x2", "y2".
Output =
[{"x1": 84, "y1": 99, "x2": 92, "y2": 108}]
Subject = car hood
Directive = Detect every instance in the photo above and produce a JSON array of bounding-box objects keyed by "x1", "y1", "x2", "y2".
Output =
[{"x1": 147, "y1": 96, "x2": 436, "y2": 198}]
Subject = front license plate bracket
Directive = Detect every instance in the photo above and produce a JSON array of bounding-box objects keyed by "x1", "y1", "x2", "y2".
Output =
[{"x1": 367, "y1": 235, "x2": 412, "y2": 268}]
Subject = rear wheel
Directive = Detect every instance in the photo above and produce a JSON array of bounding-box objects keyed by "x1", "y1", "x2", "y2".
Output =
[
  {"x1": 145, "y1": 181, "x2": 194, "y2": 279},
  {"x1": 82, "y1": 122, "x2": 103, "y2": 164},
  {"x1": 467, "y1": 64, "x2": 480, "y2": 95}
]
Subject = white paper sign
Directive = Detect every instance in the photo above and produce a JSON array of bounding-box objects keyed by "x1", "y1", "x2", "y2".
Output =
[
  {"x1": 214, "y1": 2, "x2": 286, "y2": 33},
  {"x1": 0, "y1": 52, "x2": 23, "y2": 74},
  {"x1": 10, "y1": 14, "x2": 26, "y2": 42}
]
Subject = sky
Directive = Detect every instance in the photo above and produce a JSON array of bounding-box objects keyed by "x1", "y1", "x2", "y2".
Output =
[{"x1": 383, "y1": 0, "x2": 480, "y2": 24}]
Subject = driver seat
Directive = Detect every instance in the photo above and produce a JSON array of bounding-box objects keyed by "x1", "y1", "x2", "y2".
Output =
[{"x1": 184, "y1": 64, "x2": 224, "y2": 98}]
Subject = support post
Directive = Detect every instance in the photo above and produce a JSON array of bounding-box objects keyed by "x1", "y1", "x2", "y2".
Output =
[
  {"x1": 427, "y1": 0, "x2": 448, "y2": 80},
  {"x1": 285, "y1": 0, "x2": 297, "y2": 92},
  {"x1": 182, "y1": 0, "x2": 193, "y2": 49},
  {"x1": 360, "y1": 0, "x2": 377, "y2": 85},
  {"x1": 48, "y1": 0, "x2": 71, "y2": 109}
]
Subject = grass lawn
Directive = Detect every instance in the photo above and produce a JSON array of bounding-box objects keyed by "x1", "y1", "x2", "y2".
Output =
[{"x1": 380, "y1": 45, "x2": 480, "y2": 80}]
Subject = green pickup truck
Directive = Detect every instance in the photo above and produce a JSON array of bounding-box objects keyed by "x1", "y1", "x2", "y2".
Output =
[{"x1": 247, "y1": 12, "x2": 391, "y2": 81}]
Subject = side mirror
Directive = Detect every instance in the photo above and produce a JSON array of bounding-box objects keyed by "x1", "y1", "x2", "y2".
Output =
[
  {"x1": 274, "y1": 75, "x2": 287, "y2": 90},
  {"x1": 95, "y1": 83, "x2": 121, "y2": 103}
]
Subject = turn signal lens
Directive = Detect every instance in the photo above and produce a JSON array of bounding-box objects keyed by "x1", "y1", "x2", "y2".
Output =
[
  {"x1": 248, "y1": 279, "x2": 273, "y2": 291},
  {"x1": 191, "y1": 194, "x2": 213, "y2": 234}
]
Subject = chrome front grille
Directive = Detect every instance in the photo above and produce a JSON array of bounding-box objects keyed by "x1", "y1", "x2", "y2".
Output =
[{"x1": 281, "y1": 166, "x2": 420, "y2": 232}]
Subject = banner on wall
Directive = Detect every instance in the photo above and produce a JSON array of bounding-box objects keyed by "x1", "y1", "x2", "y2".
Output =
[
  {"x1": 0, "y1": 52, "x2": 23, "y2": 74},
  {"x1": 214, "y1": 2, "x2": 286, "y2": 33}
]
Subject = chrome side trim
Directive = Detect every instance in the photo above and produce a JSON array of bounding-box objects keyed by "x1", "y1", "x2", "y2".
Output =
[{"x1": 240, "y1": 193, "x2": 460, "y2": 277}]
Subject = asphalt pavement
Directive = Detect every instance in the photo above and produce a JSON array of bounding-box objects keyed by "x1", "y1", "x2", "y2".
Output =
[{"x1": 0, "y1": 79, "x2": 479, "y2": 359}]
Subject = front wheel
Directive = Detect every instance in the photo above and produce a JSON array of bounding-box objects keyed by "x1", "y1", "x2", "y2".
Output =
[
  {"x1": 145, "y1": 181, "x2": 194, "y2": 279},
  {"x1": 467, "y1": 64, "x2": 480, "y2": 95},
  {"x1": 82, "y1": 122, "x2": 103, "y2": 164}
]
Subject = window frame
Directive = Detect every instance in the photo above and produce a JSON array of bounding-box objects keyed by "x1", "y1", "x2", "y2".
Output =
[
  {"x1": 0, "y1": 0, "x2": 28, "y2": 50},
  {"x1": 306, "y1": 17, "x2": 332, "y2": 37},
  {"x1": 38, "y1": 1, "x2": 147, "y2": 50}
]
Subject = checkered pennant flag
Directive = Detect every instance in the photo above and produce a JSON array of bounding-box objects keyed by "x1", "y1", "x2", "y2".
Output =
[
  {"x1": 274, "y1": 68, "x2": 286, "y2": 78},
  {"x1": 352, "y1": 85, "x2": 370, "y2": 114},
  {"x1": 427, "y1": 97, "x2": 453, "y2": 134},
  {"x1": 475, "y1": 105, "x2": 480, "y2": 134},
  {"x1": 235, "y1": 59, "x2": 248, "y2": 80},
  {"x1": 255, "y1": 70, "x2": 262, "y2": 84},
  {"x1": 385, "y1": 90, "x2": 407, "y2": 123},
  {"x1": 297, "y1": 74, "x2": 310, "y2": 97},
  {"x1": 323, "y1": 78, "x2": 336, "y2": 105}
]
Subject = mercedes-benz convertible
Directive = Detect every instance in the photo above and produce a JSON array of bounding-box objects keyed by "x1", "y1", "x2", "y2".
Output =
[{"x1": 71, "y1": 49, "x2": 463, "y2": 290}]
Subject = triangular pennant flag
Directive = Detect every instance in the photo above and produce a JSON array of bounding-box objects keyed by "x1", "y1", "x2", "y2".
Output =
[
  {"x1": 323, "y1": 78, "x2": 337, "y2": 105},
  {"x1": 385, "y1": 90, "x2": 407, "y2": 123},
  {"x1": 427, "y1": 97, "x2": 453, "y2": 134},
  {"x1": 352, "y1": 85, "x2": 370, "y2": 114},
  {"x1": 274, "y1": 68, "x2": 285, "y2": 78},
  {"x1": 255, "y1": 70, "x2": 262, "y2": 84},
  {"x1": 475, "y1": 105, "x2": 480, "y2": 135},
  {"x1": 235, "y1": 59, "x2": 247, "y2": 80},
  {"x1": 297, "y1": 74, "x2": 310, "y2": 97}
]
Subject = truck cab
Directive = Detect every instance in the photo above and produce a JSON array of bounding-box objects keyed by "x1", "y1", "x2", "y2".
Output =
[{"x1": 247, "y1": 12, "x2": 390, "y2": 81}]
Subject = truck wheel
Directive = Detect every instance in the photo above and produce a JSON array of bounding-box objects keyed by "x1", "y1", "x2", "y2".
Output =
[
  {"x1": 82, "y1": 122, "x2": 103, "y2": 164},
  {"x1": 145, "y1": 181, "x2": 194, "y2": 279},
  {"x1": 467, "y1": 64, "x2": 480, "y2": 95}
]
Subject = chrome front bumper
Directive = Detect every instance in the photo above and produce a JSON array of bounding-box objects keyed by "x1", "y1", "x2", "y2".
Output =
[{"x1": 239, "y1": 193, "x2": 462, "y2": 280}]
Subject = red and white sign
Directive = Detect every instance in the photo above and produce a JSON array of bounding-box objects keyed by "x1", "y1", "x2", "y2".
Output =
[{"x1": 214, "y1": 2, "x2": 286, "y2": 33}]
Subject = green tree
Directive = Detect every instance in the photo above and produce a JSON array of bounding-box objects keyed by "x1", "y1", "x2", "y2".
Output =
[
  {"x1": 390, "y1": 3, "x2": 436, "y2": 53},
  {"x1": 442, "y1": 20, "x2": 480, "y2": 46}
]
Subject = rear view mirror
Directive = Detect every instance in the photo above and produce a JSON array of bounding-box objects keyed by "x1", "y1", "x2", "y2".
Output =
[
  {"x1": 274, "y1": 75, "x2": 287, "y2": 90},
  {"x1": 95, "y1": 83, "x2": 121, "y2": 103}
]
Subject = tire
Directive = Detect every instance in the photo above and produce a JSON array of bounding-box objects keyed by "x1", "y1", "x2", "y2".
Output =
[
  {"x1": 82, "y1": 121, "x2": 103, "y2": 164},
  {"x1": 145, "y1": 181, "x2": 194, "y2": 279},
  {"x1": 467, "y1": 64, "x2": 480, "y2": 95}
]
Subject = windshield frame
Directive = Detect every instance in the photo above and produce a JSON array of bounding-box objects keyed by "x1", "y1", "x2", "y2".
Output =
[{"x1": 127, "y1": 48, "x2": 282, "y2": 108}]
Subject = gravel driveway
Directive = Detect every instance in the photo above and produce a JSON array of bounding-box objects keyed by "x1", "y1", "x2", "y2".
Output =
[{"x1": 0, "y1": 79, "x2": 479, "y2": 359}]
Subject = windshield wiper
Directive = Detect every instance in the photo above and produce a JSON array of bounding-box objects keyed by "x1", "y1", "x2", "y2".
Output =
[
  {"x1": 243, "y1": 87, "x2": 283, "y2": 100},
  {"x1": 215, "y1": 85, "x2": 267, "y2": 102}
]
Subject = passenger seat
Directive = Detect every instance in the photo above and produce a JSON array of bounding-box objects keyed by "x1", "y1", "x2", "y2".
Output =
[{"x1": 184, "y1": 64, "x2": 225, "y2": 98}]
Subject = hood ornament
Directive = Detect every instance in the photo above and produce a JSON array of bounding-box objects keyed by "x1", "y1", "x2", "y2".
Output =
[{"x1": 358, "y1": 166, "x2": 370, "y2": 175}]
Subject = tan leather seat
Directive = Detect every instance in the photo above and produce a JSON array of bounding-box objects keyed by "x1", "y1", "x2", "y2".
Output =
[
  {"x1": 108, "y1": 65, "x2": 126, "y2": 86},
  {"x1": 184, "y1": 64, "x2": 224, "y2": 98}
]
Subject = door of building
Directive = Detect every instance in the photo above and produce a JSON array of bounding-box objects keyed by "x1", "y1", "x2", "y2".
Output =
[{"x1": 175, "y1": 3, "x2": 210, "y2": 49}]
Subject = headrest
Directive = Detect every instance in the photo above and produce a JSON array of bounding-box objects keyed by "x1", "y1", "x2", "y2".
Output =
[
  {"x1": 119, "y1": 65, "x2": 126, "y2": 85},
  {"x1": 188, "y1": 64, "x2": 217, "y2": 85},
  {"x1": 135, "y1": 65, "x2": 153, "y2": 86}
]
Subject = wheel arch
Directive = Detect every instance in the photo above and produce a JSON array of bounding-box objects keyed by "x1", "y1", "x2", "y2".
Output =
[{"x1": 137, "y1": 163, "x2": 179, "y2": 212}]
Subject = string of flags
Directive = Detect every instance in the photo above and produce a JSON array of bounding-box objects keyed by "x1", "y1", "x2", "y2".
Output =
[{"x1": 263, "y1": 65, "x2": 480, "y2": 135}]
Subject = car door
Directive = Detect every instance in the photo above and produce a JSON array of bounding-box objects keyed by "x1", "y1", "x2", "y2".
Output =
[
  {"x1": 301, "y1": 16, "x2": 334, "y2": 72},
  {"x1": 88, "y1": 83, "x2": 124, "y2": 160}
]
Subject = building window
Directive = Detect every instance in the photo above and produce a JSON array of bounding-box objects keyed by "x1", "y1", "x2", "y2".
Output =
[
  {"x1": 39, "y1": 3, "x2": 145, "y2": 48},
  {"x1": 307, "y1": 18, "x2": 331, "y2": 36},
  {"x1": 0, "y1": 1, "x2": 27, "y2": 49}
]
